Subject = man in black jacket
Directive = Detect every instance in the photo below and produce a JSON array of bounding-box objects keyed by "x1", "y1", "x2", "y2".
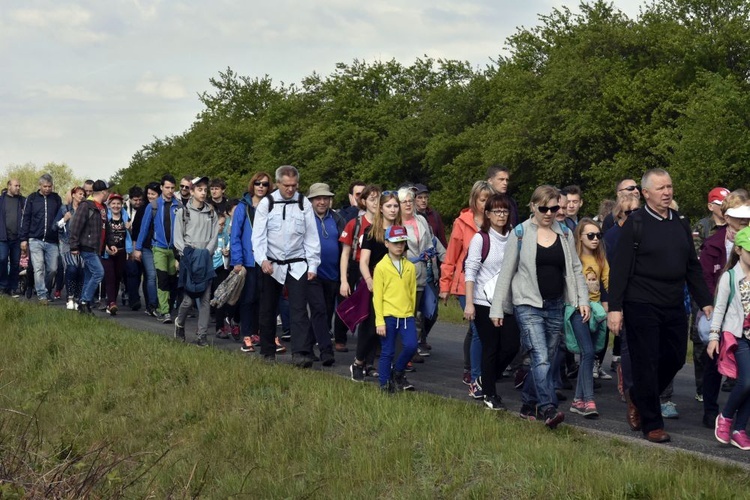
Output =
[
  {"x1": 0, "y1": 179, "x2": 24, "y2": 296},
  {"x1": 608, "y1": 168, "x2": 713, "y2": 444},
  {"x1": 19, "y1": 174, "x2": 62, "y2": 303},
  {"x1": 69, "y1": 180, "x2": 109, "y2": 314}
]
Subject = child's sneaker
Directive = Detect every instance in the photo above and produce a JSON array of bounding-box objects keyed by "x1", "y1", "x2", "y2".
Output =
[
  {"x1": 731, "y1": 430, "x2": 750, "y2": 450},
  {"x1": 583, "y1": 400, "x2": 599, "y2": 418},
  {"x1": 570, "y1": 399, "x2": 586, "y2": 415},
  {"x1": 275, "y1": 337, "x2": 287, "y2": 353},
  {"x1": 468, "y1": 378, "x2": 483, "y2": 400},
  {"x1": 240, "y1": 336, "x2": 255, "y2": 353},
  {"x1": 715, "y1": 413, "x2": 733, "y2": 444}
]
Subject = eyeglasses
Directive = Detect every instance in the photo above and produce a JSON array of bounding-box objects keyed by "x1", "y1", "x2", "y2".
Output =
[
  {"x1": 585, "y1": 232, "x2": 603, "y2": 241},
  {"x1": 618, "y1": 185, "x2": 639, "y2": 192},
  {"x1": 488, "y1": 209, "x2": 509, "y2": 216},
  {"x1": 537, "y1": 205, "x2": 561, "y2": 214},
  {"x1": 254, "y1": 181, "x2": 270, "y2": 187},
  {"x1": 400, "y1": 199, "x2": 413, "y2": 204},
  {"x1": 180, "y1": 185, "x2": 191, "y2": 190}
]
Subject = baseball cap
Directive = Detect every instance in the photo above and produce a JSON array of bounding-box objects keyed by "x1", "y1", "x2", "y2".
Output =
[
  {"x1": 735, "y1": 227, "x2": 750, "y2": 251},
  {"x1": 726, "y1": 205, "x2": 750, "y2": 219},
  {"x1": 192, "y1": 176, "x2": 209, "y2": 187},
  {"x1": 307, "y1": 182, "x2": 335, "y2": 198},
  {"x1": 414, "y1": 183, "x2": 429, "y2": 195},
  {"x1": 708, "y1": 187, "x2": 730, "y2": 205},
  {"x1": 92, "y1": 180, "x2": 108, "y2": 192},
  {"x1": 107, "y1": 193, "x2": 123, "y2": 202},
  {"x1": 385, "y1": 225, "x2": 409, "y2": 242}
]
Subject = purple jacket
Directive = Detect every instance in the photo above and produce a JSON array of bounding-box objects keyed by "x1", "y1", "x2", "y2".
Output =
[{"x1": 699, "y1": 225, "x2": 727, "y2": 296}]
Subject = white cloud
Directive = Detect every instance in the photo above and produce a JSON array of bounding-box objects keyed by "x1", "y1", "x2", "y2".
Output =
[{"x1": 135, "y1": 74, "x2": 189, "y2": 100}]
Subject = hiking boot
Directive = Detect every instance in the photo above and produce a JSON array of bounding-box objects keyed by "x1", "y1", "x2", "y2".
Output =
[
  {"x1": 731, "y1": 430, "x2": 750, "y2": 450},
  {"x1": 715, "y1": 413, "x2": 733, "y2": 444},
  {"x1": 483, "y1": 394, "x2": 505, "y2": 410},
  {"x1": 393, "y1": 370, "x2": 415, "y2": 391},
  {"x1": 543, "y1": 406, "x2": 565, "y2": 429},
  {"x1": 240, "y1": 336, "x2": 255, "y2": 353},
  {"x1": 106, "y1": 303, "x2": 118, "y2": 316},
  {"x1": 275, "y1": 337, "x2": 287, "y2": 354},
  {"x1": 350, "y1": 362, "x2": 365, "y2": 382},
  {"x1": 174, "y1": 321, "x2": 186, "y2": 341}
]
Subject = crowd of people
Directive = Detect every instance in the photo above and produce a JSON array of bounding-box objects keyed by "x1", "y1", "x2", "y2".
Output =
[{"x1": 2, "y1": 165, "x2": 750, "y2": 448}]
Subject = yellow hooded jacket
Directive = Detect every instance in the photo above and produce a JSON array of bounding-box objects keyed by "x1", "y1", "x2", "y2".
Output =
[{"x1": 373, "y1": 254, "x2": 417, "y2": 327}]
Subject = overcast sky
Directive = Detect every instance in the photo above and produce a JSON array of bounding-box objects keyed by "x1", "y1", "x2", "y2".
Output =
[{"x1": 0, "y1": 0, "x2": 642, "y2": 182}]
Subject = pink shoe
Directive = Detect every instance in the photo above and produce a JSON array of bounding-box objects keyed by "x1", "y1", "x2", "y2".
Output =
[
  {"x1": 731, "y1": 430, "x2": 750, "y2": 450},
  {"x1": 715, "y1": 414, "x2": 733, "y2": 444}
]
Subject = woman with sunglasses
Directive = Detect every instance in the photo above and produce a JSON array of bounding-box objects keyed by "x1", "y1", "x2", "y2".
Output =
[
  {"x1": 440, "y1": 180, "x2": 495, "y2": 391},
  {"x1": 464, "y1": 193, "x2": 519, "y2": 409},
  {"x1": 568, "y1": 218, "x2": 609, "y2": 418},
  {"x1": 490, "y1": 185, "x2": 589, "y2": 428},
  {"x1": 350, "y1": 190, "x2": 402, "y2": 381}
]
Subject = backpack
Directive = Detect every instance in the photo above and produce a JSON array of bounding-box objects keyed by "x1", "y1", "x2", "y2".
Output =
[
  {"x1": 266, "y1": 193, "x2": 304, "y2": 217},
  {"x1": 514, "y1": 221, "x2": 569, "y2": 252}
]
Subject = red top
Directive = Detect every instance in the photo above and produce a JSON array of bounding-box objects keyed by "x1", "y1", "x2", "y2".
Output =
[{"x1": 339, "y1": 216, "x2": 372, "y2": 261}]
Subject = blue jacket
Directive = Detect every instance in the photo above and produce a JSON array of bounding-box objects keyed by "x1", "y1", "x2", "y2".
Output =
[
  {"x1": 178, "y1": 246, "x2": 216, "y2": 296},
  {"x1": 102, "y1": 208, "x2": 133, "y2": 259},
  {"x1": 136, "y1": 196, "x2": 181, "y2": 250},
  {"x1": 0, "y1": 192, "x2": 25, "y2": 241},
  {"x1": 20, "y1": 191, "x2": 62, "y2": 243},
  {"x1": 229, "y1": 194, "x2": 256, "y2": 267}
]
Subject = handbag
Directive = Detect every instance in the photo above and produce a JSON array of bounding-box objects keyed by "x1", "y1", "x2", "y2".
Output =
[{"x1": 336, "y1": 279, "x2": 372, "y2": 331}]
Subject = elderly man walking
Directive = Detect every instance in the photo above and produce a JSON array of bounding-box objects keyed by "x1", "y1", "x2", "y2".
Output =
[
  {"x1": 252, "y1": 165, "x2": 321, "y2": 367},
  {"x1": 608, "y1": 168, "x2": 713, "y2": 443}
]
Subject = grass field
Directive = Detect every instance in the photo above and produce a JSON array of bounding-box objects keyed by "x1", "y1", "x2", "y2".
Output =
[{"x1": 0, "y1": 298, "x2": 742, "y2": 498}]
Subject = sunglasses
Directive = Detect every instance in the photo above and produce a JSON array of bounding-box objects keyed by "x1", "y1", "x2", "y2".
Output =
[
  {"x1": 618, "y1": 185, "x2": 639, "y2": 192},
  {"x1": 537, "y1": 205, "x2": 561, "y2": 214},
  {"x1": 180, "y1": 185, "x2": 191, "y2": 190},
  {"x1": 488, "y1": 209, "x2": 509, "y2": 216},
  {"x1": 254, "y1": 181, "x2": 270, "y2": 187},
  {"x1": 382, "y1": 190, "x2": 399, "y2": 197},
  {"x1": 585, "y1": 232, "x2": 603, "y2": 241}
]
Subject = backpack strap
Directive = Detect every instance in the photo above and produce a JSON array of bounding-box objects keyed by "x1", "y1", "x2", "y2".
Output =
[
  {"x1": 629, "y1": 211, "x2": 643, "y2": 278},
  {"x1": 728, "y1": 268, "x2": 736, "y2": 306},
  {"x1": 514, "y1": 224, "x2": 524, "y2": 252},
  {"x1": 350, "y1": 215, "x2": 363, "y2": 262},
  {"x1": 479, "y1": 231, "x2": 490, "y2": 263}
]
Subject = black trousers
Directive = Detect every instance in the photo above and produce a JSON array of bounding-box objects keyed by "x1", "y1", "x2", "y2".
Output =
[
  {"x1": 474, "y1": 305, "x2": 520, "y2": 398},
  {"x1": 259, "y1": 269, "x2": 312, "y2": 357},
  {"x1": 623, "y1": 302, "x2": 687, "y2": 434},
  {"x1": 307, "y1": 277, "x2": 334, "y2": 354},
  {"x1": 238, "y1": 265, "x2": 260, "y2": 338}
]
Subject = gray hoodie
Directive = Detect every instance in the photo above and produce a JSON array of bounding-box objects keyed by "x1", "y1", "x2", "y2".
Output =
[
  {"x1": 174, "y1": 199, "x2": 220, "y2": 256},
  {"x1": 489, "y1": 218, "x2": 589, "y2": 319}
]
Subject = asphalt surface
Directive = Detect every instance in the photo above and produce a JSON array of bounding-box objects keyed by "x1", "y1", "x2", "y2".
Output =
[{"x1": 45, "y1": 297, "x2": 750, "y2": 468}]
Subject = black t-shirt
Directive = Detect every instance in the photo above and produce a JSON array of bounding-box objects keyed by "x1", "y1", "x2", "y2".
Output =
[
  {"x1": 361, "y1": 226, "x2": 388, "y2": 275},
  {"x1": 107, "y1": 217, "x2": 127, "y2": 250},
  {"x1": 536, "y1": 236, "x2": 565, "y2": 300}
]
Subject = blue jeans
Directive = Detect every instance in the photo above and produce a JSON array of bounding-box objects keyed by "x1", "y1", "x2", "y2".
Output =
[
  {"x1": 80, "y1": 251, "x2": 105, "y2": 303},
  {"x1": 28, "y1": 239, "x2": 58, "y2": 300},
  {"x1": 458, "y1": 295, "x2": 482, "y2": 382},
  {"x1": 722, "y1": 337, "x2": 750, "y2": 431},
  {"x1": 141, "y1": 249, "x2": 158, "y2": 308},
  {"x1": 0, "y1": 239, "x2": 21, "y2": 292},
  {"x1": 378, "y1": 316, "x2": 418, "y2": 386},
  {"x1": 515, "y1": 298, "x2": 564, "y2": 410},
  {"x1": 570, "y1": 311, "x2": 595, "y2": 401}
]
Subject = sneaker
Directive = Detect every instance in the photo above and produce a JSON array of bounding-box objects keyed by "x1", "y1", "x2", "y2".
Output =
[
  {"x1": 570, "y1": 399, "x2": 586, "y2": 415},
  {"x1": 320, "y1": 350, "x2": 335, "y2": 367},
  {"x1": 417, "y1": 347, "x2": 431, "y2": 357},
  {"x1": 543, "y1": 406, "x2": 565, "y2": 429},
  {"x1": 483, "y1": 394, "x2": 505, "y2": 410},
  {"x1": 519, "y1": 403, "x2": 538, "y2": 421},
  {"x1": 78, "y1": 301, "x2": 93, "y2": 315},
  {"x1": 393, "y1": 370, "x2": 415, "y2": 391},
  {"x1": 130, "y1": 301, "x2": 141, "y2": 311},
  {"x1": 514, "y1": 368, "x2": 528, "y2": 389},
  {"x1": 280, "y1": 330, "x2": 291, "y2": 341},
  {"x1": 240, "y1": 336, "x2": 255, "y2": 353},
  {"x1": 193, "y1": 337, "x2": 209, "y2": 347},
  {"x1": 469, "y1": 378, "x2": 484, "y2": 400},
  {"x1": 174, "y1": 320, "x2": 186, "y2": 341},
  {"x1": 250, "y1": 334, "x2": 261, "y2": 346},
  {"x1": 660, "y1": 401, "x2": 679, "y2": 419},
  {"x1": 66, "y1": 299, "x2": 75, "y2": 310},
  {"x1": 418, "y1": 341, "x2": 432, "y2": 350},
  {"x1": 334, "y1": 342, "x2": 349, "y2": 352},
  {"x1": 350, "y1": 362, "x2": 365, "y2": 382},
  {"x1": 715, "y1": 413, "x2": 733, "y2": 444},
  {"x1": 11, "y1": 289, "x2": 20, "y2": 298},
  {"x1": 230, "y1": 323, "x2": 240, "y2": 341},
  {"x1": 216, "y1": 326, "x2": 230, "y2": 339},
  {"x1": 695, "y1": 393, "x2": 704, "y2": 403},
  {"x1": 592, "y1": 360, "x2": 601, "y2": 379},
  {"x1": 365, "y1": 366, "x2": 379, "y2": 378},
  {"x1": 731, "y1": 430, "x2": 750, "y2": 450},
  {"x1": 404, "y1": 361, "x2": 416, "y2": 373},
  {"x1": 583, "y1": 401, "x2": 599, "y2": 418},
  {"x1": 106, "y1": 303, "x2": 118, "y2": 316},
  {"x1": 53, "y1": 290, "x2": 61, "y2": 300},
  {"x1": 462, "y1": 369, "x2": 472, "y2": 386},
  {"x1": 380, "y1": 381, "x2": 395, "y2": 394},
  {"x1": 610, "y1": 355, "x2": 621, "y2": 371},
  {"x1": 597, "y1": 366, "x2": 612, "y2": 380},
  {"x1": 292, "y1": 354, "x2": 313, "y2": 368},
  {"x1": 411, "y1": 352, "x2": 425, "y2": 363},
  {"x1": 275, "y1": 337, "x2": 287, "y2": 353}
]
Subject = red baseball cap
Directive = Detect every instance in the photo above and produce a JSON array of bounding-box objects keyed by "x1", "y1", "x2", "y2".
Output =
[
  {"x1": 708, "y1": 187, "x2": 730, "y2": 205},
  {"x1": 385, "y1": 225, "x2": 409, "y2": 242}
]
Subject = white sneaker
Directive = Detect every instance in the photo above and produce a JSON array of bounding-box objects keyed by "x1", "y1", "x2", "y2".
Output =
[
  {"x1": 598, "y1": 367, "x2": 613, "y2": 380},
  {"x1": 66, "y1": 299, "x2": 75, "y2": 310},
  {"x1": 593, "y1": 361, "x2": 600, "y2": 379}
]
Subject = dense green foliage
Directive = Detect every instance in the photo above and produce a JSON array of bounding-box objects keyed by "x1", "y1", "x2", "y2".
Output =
[{"x1": 112, "y1": 0, "x2": 750, "y2": 219}]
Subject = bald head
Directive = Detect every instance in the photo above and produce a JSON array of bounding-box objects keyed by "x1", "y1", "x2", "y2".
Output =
[{"x1": 6, "y1": 179, "x2": 21, "y2": 197}]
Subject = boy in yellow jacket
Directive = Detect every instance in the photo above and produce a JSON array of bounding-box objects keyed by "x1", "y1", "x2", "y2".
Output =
[{"x1": 374, "y1": 225, "x2": 418, "y2": 391}]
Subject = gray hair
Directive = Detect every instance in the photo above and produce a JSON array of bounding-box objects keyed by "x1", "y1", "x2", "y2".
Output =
[
  {"x1": 397, "y1": 187, "x2": 414, "y2": 202},
  {"x1": 38, "y1": 173, "x2": 53, "y2": 186},
  {"x1": 641, "y1": 168, "x2": 670, "y2": 190},
  {"x1": 275, "y1": 165, "x2": 299, "y2": 182}
]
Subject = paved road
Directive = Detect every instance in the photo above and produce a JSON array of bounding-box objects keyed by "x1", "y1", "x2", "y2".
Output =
[{"x1": 50, "y1": 298, "x2": 750, "y2": 467}]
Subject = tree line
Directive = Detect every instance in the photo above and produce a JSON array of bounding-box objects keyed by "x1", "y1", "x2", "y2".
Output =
[{"x1": 111, "y1": 0, "x2": 750, "y2": 220}]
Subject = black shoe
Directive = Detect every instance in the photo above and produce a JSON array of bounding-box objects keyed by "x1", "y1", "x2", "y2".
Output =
[
  {"x1": 78, "y1": 301, "x2": 93, "y2": 315},
  {"x1": 555, "y1": 390, "x2": 567, "y2": 402},
  {"x1": 174, "y1": 321, "x2": 186, "y2": 341},
  {"x1": 193, "y1": 337, "x2": 209, "y2": 347},
  {"x1": 484, "y1": 394, "x2": 505, "y2": 410},
  {"x1": 350, "y1": 362, "x2": 365, "y2": 381},
  {"x1": 543, "y1": 406, "x2": 565, "y2": 429},
  {"x1": 320, "y1": 351, "x2": 335, "y2": 367},
  {"x1": 130, "y1": 301, "x2": 141, "y2": 311},
  {"x1": 380, "y1": 381, "x2": 395, "y2": 394},
  {"x1": 393, "y1": 370, "x2": 415, "y2": 391},
  {"x1": 281, "y1": 330, "x2": 291, "y2": 341},
  {"x1": 519, "y1": 403, "x2": 538, "y2": 421},
  {"x1": 293, "y1": 354, "x2": 313, "y2": 369},
  {"x1": 703, "y1": 411, "x2": 718, "y2": 429}
]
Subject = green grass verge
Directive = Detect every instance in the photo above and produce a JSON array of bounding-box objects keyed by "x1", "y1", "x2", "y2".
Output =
[{"x1": 0, "y1": 298, "x2": 744, "y2": 498}]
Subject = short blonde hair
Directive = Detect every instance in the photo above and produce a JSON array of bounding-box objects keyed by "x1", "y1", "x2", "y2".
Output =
[
  {"x1": 528, "y1": 185, "x2": 560, "y2": 212},
  {"x1": 469, "y1": 181, "x2": 494, "y2": 214}
]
